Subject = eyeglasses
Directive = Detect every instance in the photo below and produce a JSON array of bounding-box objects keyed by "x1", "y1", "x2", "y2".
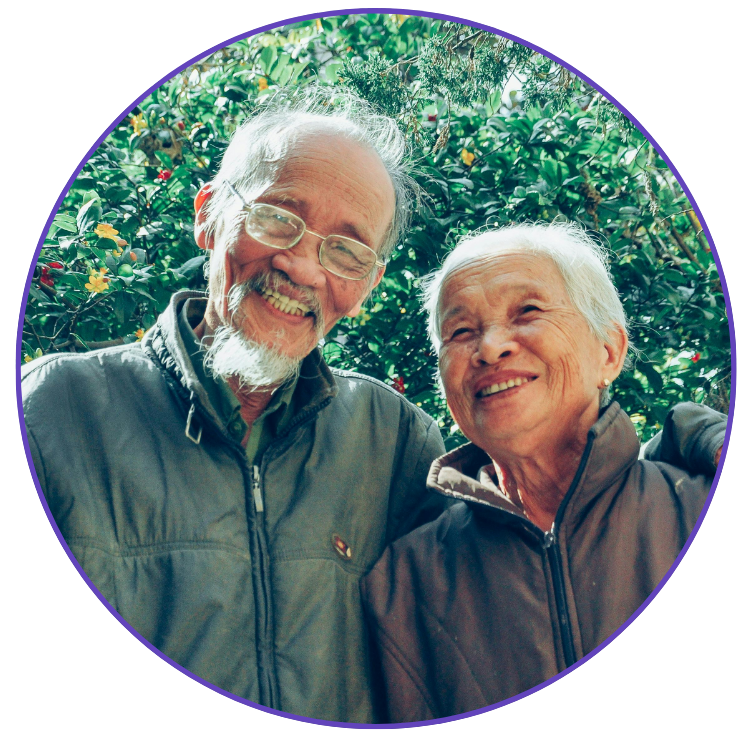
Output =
[{"x1": 224, "y1": 181, "x2": 386, "y2": 281}]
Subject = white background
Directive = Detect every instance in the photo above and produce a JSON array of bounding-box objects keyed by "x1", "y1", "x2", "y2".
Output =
[{"x1": 3, "y1": 2, "x2": 747, "y2": 747}]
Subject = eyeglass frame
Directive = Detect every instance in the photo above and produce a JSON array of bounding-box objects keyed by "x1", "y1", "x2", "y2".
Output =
[{"x1": 222, "y1": 180, "x2": 386, "y2": 281}]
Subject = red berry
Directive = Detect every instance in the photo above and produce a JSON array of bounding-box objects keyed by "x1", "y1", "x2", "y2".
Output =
[{"x1": 691, "y1": 352, "x2": 701, "y2": 363}]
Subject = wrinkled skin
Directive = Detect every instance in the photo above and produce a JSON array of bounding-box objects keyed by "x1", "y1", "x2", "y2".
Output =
[
  {"x1": 437, "y1": 251, "x2": 628, "y2": 527},
  {"x1": 194, "y1": 130, "x2": 394, "y2": 361}
]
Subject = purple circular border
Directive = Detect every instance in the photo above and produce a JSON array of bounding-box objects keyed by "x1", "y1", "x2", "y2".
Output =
[{"x1": 15, "y1": 6, "x2": 736, "y2": 730}]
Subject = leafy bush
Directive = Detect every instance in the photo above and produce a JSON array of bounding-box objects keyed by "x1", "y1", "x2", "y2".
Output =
[{"x1": 23, "y1": 13, "x2": 729, "y2": 448}]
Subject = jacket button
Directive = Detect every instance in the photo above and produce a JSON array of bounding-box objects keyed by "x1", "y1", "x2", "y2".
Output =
[
  {"x1": 332, "y1": 534, "x2": 352, "y2": 560},
  {"x1": 229, "y1": 420, "x2": 244, "y2": 437}
]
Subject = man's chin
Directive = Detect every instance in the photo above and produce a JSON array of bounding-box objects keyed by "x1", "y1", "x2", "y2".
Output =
[{"x1": 203, "y1": 325, "x2": 303, "y2": 391}]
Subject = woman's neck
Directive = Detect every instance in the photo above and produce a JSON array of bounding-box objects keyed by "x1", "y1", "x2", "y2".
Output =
[{"x1": 488, "y1": 423, "x2": 593, "y2": 532}]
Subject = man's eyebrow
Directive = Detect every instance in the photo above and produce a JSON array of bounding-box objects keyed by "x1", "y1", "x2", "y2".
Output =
[{"x1": 260, "y1": 192, "x2": 374, "y2": 249}]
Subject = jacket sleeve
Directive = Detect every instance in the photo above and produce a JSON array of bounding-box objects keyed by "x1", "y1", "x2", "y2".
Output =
[
  {"x1": 361, "y1": 551, "x2": 439, "y2": 724},
  {"x1": 388, "y1": 417, "x2": 449, "y2": 542},
  {"x1": 643, "y1": 402, "x2": 726, "y2": 475}
]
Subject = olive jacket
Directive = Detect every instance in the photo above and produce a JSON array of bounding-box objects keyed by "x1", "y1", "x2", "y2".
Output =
[
  {"x1": 362, "y1": 402, "x2": 721, "y2": 722},
  {"x1": 22, "y1": 291, "x2": 447, "y2": 723}
]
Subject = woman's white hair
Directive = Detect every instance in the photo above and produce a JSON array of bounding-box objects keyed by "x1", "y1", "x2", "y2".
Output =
[
  {"x1": 203, "y1": 86, "x2": 416, "y2": 263},
  {"x1": 421, "y1": 221, "x2": 631, "y2": 403}
]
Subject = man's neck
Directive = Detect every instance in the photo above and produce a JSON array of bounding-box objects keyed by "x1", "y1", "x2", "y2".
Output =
[
  {"x1": 194, "y1": 317, "x2": 279, "y2": 432},
  {"x1": 227, "y1": 378, "x2": 276, "y2": 434}
]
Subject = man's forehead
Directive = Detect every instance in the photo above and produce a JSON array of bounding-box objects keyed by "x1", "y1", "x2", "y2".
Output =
[{"x1": 258, "y1": 135, "x2": 395, "y2": 246}]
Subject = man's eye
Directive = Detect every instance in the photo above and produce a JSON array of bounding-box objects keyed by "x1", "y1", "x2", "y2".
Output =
[
  {"x1": 520, "y1": 305, "x2": 541, "y2": 314},
  {"x1": 449, "y1": 327, "x2": 472, "y2": 340}
]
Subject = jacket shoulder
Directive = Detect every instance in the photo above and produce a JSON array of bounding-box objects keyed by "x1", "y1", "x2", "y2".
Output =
[
  {"x1": 22, "y1": 343, "x2": 161, "y2": 415},
  {"x1": 330, "y1": 368, "x2": 435, "y2": 429},
  {"x1": 626, "y1": 458, "x2": 712, "y2": 528}
]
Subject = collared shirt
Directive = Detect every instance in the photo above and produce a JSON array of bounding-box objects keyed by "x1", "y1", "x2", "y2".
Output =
[{"x1": 178, "y1": 298, "x2": 298, "y2": 466}]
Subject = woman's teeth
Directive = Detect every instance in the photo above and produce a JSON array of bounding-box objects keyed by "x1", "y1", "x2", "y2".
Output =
[
  {"x1": 479, "y1": 377, "x2": 530, "y2": 397},
  {"x1": 261, "y1": 288, "x2": 312, "y2": 317}
]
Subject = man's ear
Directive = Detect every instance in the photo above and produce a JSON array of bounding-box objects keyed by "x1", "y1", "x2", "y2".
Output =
[
  {"x1": 345, "y1": 265, "x2": 386, "y2": 317},
  {"x1": 601, "y1": 323, "x2": 629, "y2": 384},
  {"x1": 194, "y1": 183, "x2": 214, "y2": 250}
]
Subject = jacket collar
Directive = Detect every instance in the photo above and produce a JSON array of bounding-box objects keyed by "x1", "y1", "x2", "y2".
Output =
[
  {"x1": 427, "y1": 403, "x2": 640, "y2": 526},
  {"x1": 143, "y1": 291, "x2": 339, "y2": 437}
]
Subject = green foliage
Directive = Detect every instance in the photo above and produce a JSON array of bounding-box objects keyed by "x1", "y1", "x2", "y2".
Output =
[{"x1": 24, "y1": 13, "x2": 730, "y2": 449}]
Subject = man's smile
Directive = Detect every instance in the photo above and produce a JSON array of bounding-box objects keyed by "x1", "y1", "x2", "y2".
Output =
[{"x1": 259, "y1": 286, "x2": 314, "y2": 318}]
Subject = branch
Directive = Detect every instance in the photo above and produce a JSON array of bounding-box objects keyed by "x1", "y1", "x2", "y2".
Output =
[
  {"x1": 687, "y1": 210, "x2": 711, "y2": 252},
  {"x1": 668, "y1": 221, "x2": 707, "y2": 272}
]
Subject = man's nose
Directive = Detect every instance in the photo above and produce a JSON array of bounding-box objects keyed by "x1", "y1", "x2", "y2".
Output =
[
  {"x1": 270, "y1": 234, "x2": 327, "y2": 289},
  {"x1": 471, "y1": 327, "x2": 520, "y2": 367}
]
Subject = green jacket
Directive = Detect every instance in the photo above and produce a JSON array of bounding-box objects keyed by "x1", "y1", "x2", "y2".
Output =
[{"x1": 22, "y1": 291, "x2": 447, "y2": 723}]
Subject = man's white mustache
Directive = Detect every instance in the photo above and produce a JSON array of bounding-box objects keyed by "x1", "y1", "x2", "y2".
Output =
[{"x1": 228, "y1": 272, "x2": 324, "y2": 338}]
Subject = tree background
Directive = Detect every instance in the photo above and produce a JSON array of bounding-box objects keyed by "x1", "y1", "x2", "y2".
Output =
[{"x1": 22, "y1": 13, "x2": 729, "y2": 448}]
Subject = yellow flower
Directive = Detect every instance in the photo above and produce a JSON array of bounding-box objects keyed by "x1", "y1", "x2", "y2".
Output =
[
  {"x1": 393, "y1": 14, "x2": 410, "y2": 26},
  {"x1": 130, "y1": 113, "x2": 147, "y2": 135},
  {"x1": 24, "y1": 354, "x2": 33, "y2": 363},
  {"x1": 315, "y1": 19, "x2": 323, "y2": 31},
  {"x1": 134, "y1": 328, "x2": 145, "y2": 341},
  {"x1": 257, "y1": 77, "x2": 269, "y2": 91},
  {"x1": 461, "y1": 148, "x2": 476, "y2": 166},
  {"x1": 95, "y1": 223, "x2": 127, "y2": 247},
  {"x1": 85, "y1": 268, "x2": 110, "y2": 295}
]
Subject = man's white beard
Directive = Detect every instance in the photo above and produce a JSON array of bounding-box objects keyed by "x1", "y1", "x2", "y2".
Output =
[{"x1": 202, "y1": 325, "x2": 302, "y2": 390}]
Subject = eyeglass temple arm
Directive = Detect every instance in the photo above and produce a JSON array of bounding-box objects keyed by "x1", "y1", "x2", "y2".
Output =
[{"x1": 223, "y1": 180, "x2": 248, "y2": 205}]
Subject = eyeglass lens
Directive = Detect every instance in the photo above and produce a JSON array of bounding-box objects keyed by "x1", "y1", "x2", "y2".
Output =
[{"x1": 244, "y1": 204, "x2": 377, "y2": 280}]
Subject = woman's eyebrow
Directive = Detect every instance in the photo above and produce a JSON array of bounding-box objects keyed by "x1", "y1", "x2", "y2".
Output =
[{"x1": 440, "y1": 304, "x2": 470, "y2": 327}]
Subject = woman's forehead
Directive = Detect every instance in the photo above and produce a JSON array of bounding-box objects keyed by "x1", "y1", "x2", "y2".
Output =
[{"x1": 439, "y1": 250, "x2": 565, "y2": 309}]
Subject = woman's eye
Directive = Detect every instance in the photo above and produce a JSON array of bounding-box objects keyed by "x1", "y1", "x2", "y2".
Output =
[
  {"x1": 449, "y1": 327, "x2": 472, "y2": 340},
  {"x1": 520, "y1": 305, "x2": 541, "y2": 314}
]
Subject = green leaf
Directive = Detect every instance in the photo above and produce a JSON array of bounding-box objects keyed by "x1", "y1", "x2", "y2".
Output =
[
  {"x1": 53, "y1": 214, "x2": 78, "y2": 233},
  {"x1": 259, "y1": 45, "x2": 277, "y2": 74},
  {"x1": 77, "y1": 198, "x2": 102, "y2": 234}
]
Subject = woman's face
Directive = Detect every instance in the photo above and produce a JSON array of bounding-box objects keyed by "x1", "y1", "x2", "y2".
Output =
[{"x1": 438, "y1": 251, "x2": 622, "y2": 456}]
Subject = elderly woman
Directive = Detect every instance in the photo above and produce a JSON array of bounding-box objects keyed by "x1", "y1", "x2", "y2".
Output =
[{"x1": 362, "y1": 222, "x2": 720, "y2": 722}]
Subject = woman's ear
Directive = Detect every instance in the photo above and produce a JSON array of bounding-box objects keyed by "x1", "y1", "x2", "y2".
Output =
[
  {"x1": 194, "y1": 183, "x2": 214, "y2": 250},
  {"x1": 345, "y1": 265, "x2": 386, "y2": 317}
]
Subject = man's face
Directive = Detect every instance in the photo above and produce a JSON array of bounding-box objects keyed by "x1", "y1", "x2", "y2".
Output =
[{"x1": 198, "y1": 131, "x2": 394, "y2": 361}]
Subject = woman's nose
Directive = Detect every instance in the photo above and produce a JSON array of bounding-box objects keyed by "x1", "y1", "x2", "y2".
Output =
[
  {"x1": 270, "y1": 235, "x2": 327, "y2": 289},
  {"x1": 471, "y1": 328, "x2": 519, "y2": 366}
]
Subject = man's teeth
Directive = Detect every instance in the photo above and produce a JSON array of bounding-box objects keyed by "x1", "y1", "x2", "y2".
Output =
[
  {"x1": 261, "y1": 288, "x2": 312, "y2": 317},
  {"x1": 479, "y1": 377, "x2": 531, "y2": 397}
]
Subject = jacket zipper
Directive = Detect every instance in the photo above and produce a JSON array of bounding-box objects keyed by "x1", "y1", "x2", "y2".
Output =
[
  {"x1": 181, "y1": 388, "x2": 334, "y2": 711},
  {"x1": 541, "y1": 433, "x2": 595, "y2": 671},
  {"x1": 543, "y1": 524, "x2": 576, "y2": 668},
  {"x1": 250, "y1": 463, "x2": 277, "y2": 708}
]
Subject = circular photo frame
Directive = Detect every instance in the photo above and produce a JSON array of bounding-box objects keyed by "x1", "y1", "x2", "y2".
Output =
[{"x1": 16, "y1": 9, "x2": 734, "y2": 729}]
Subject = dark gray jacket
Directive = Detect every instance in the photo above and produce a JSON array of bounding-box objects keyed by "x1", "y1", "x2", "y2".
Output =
[
  {"x1": 22, "y1": 291, "x2": 446, "y2": 723},
  {"x1": 362, "y1": 402, "x2": 721, "y2": 722}
]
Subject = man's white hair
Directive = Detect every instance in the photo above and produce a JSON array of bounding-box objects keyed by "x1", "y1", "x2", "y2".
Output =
[
  {"x1": 203, "y1": 86, "x2": 416, "y2": 264},
  {"x1": 421, "y1": 222, "x2": 632, "y2": 403}
]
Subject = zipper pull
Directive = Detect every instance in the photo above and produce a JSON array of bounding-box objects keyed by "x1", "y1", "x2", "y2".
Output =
[
  {"x1": 543, "y1": 523, "x2": 556, "y2": 548},
  {"x1": 252, "y1": 465, "x2": 264, "y2": 513}
]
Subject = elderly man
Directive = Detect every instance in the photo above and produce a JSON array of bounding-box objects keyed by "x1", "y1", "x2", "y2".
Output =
[{"x1": 22, "y1": 91, "x2": 725, "y2": 723}]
